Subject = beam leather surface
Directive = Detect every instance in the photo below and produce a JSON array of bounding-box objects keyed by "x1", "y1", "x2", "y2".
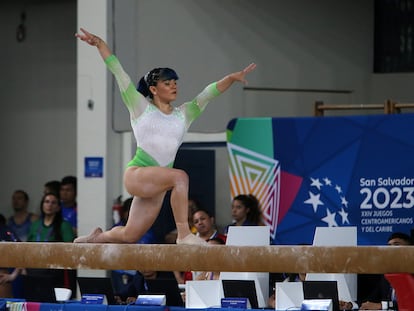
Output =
[{"x1": 1, "y1": 242, "x2": 412, "y2": 273}]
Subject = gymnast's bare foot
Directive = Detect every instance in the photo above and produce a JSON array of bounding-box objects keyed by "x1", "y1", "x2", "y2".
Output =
[
  {"x1": 74, "y1": 227, "x2": 103, "y2": 243},
  {"x1": 176, "y1": 234, "x2": 208, "y2": 245}
]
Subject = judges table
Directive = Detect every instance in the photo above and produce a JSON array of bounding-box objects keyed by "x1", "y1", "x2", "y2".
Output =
[
  {"x1": 2, "y1": 301, "x2": 166, "y2": 311},
  {"x1": 0, "y1": 301, "x2": 270, "y2": 311}
]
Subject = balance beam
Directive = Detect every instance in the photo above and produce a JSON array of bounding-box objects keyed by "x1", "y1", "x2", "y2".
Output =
[{"x1": 0, "y1": 242, "x2": 412, "y2": 273}]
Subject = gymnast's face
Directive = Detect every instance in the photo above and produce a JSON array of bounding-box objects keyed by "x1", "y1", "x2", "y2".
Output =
[{"x1": 150, "y1": 79, "x2": 177, "y2": 103}]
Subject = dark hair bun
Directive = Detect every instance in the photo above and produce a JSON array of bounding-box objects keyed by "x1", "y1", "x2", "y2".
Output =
[{"x1": 137, "y1": 76, "x2": 150, "y2": 97}]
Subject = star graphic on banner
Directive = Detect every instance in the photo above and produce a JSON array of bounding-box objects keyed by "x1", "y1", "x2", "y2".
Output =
[
  {"x1": 307, "y1": 176, "x2": 351, "y2": 228},
  {"x1": 322, "y1": 208, "x2": 338, "y2": 227},
  {"x1": 323, "y1": 177, "x2": 332, "y2": 186},
  {"x1": 338, "y1": 208, "x2": 350, "y2": 224},
  {"x1": 310, "y1": 177, "x2": 323, "y2": 190},
  {"x1": 341, "y1": 196, "x2": 349, "y2": 208},
  {"x1": 335, "y1": 185, "x2": 342, "y2": 194},
  {"x1": 304, "y1": 191, "x2": 324, "y2": 212}
]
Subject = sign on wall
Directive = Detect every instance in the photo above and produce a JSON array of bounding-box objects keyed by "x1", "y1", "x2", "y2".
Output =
[
  {"x1": 84, "y1": 157, "x2": 104, "y2": 178},
  {"x1": 226, "y1": 114, "x2": 414, "y2": 245}
]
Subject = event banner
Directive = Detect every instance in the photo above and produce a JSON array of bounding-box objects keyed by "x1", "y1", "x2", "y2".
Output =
[{"x1": 226, "y1": 114, "x2": 414, "y2": 245}]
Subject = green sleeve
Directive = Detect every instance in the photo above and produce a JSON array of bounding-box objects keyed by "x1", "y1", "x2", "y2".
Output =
[
  {"x1": 184, "y1": 82, "x2": 221, "y2": 126},
  {"x1": 104, "y1": 55, "x2": 147, "y2": 119}
]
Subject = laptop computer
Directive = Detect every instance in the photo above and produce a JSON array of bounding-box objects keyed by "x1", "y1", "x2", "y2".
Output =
[
  {"x1": 144, "y1": 278, "x2": 184, "y2": 307},
  {"x1": 22, "y1": 274, "x2": 57, "y2": 303},
  {"x1": 77, "y1": 277, "x2": 117, "y2": 305},
  {"x1": 221, "y1": 279, "x2": 259, "y2": 309},
  {"x1": 302, "y1": 281, "x2": 340, "y2": 311}
]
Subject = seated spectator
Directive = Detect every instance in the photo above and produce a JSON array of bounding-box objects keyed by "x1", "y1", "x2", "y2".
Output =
[
  {"x1": 359, "y1": 231, "x2": 412, "y2": 310},
  {"x1": 25, "y1": 192, "x2": 75, "y2": 297},
  {"x1": 192, "y1": 208, "x2": 226, "y2": 242},
  {"x1": 27, "y1": 192, "x2": 74, "y2": 243},
  {"x1": 59, "y1": 175, "x2": 77, "y2": 236},
  {"x1": 225, "y1": 194, "x2": 263, "y2": 234},
  {"x1": 116, "y1": 270, "x2": 177, "y2": 304},
  {"x1": 7, "y1": 190, "x2": 38, "y2": 242}
]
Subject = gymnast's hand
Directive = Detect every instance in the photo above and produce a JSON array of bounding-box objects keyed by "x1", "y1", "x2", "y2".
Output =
[
  {"x1": 216, "y1": 63, "x2": 257, "y2": 93},
  {"x1": 75, "y1": 27, "x2": 112, "y2": 59},
  {"x1": 230, "y1": 63, "x2": 257, "y2": 85},
  {"x1": 75, "y1": 27, "x2": 103, "y2": 47}
]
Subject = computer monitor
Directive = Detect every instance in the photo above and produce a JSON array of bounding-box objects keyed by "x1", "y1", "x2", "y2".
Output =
[
  {"x1": 305, "y1": 273, "x2": 354, "y2": 303},
  {"x1": 220, "y1": 272, "x2": 267, "y2": 308},
  {"x1": 22, "y1": 275, "x2": 57, "y2": 303},
  {"x1": 77, "y1": 277, "x2": 116, "y2": 305},
  {"x1": 303, "y1": 281, "x2": 339, "y2": 311},
  {"x1": 222, "y1": 279, "x2": 259, "y2": 309},
  {"x1": 185, "y1": 280, "x2": 223, "y2": 308},
  {"x1": 275, "y1": 282, "x2": 304, "y2": 310},
  {"x1": 145, "y1": 278, "x2": 184, "y2": 307}
]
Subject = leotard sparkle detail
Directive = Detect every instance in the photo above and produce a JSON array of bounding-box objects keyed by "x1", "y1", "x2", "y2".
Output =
[{"x1": 105, "y1": 55, "x2": 220, "y2": 167}]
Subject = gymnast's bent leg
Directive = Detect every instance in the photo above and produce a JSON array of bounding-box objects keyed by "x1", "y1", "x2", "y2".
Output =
[{"x1": 74, "y1": 166, "x2": 206, "y2": 244}]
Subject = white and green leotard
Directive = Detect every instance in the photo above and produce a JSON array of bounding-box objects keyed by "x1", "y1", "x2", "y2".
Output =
[{"x1": 105, "y1": 55, "x2": 221, "y2": 168}]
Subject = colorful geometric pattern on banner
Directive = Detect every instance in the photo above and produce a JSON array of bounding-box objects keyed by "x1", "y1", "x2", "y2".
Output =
[{"x1": 226, "y1": 114, "x2": 414, "y2": 245}]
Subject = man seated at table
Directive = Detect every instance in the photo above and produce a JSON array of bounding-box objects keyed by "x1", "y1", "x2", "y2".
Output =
[{"x1": 115, "y1": 270, "x2": 178, "y2": 304}]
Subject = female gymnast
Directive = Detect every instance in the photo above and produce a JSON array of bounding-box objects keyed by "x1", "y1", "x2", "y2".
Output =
[{"x1": 74, "y1": 28, "x2": 256, "y2": 245}]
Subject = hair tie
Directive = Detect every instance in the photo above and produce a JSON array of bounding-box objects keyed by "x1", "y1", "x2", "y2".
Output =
[{"x1": 144, "y1": 71, "x2": 150, "y2": 86}]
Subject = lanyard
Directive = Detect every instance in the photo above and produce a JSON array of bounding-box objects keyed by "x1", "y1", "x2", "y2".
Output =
[{"x1": 36, "y1": 223, "x2": 54, "y2": 242}]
